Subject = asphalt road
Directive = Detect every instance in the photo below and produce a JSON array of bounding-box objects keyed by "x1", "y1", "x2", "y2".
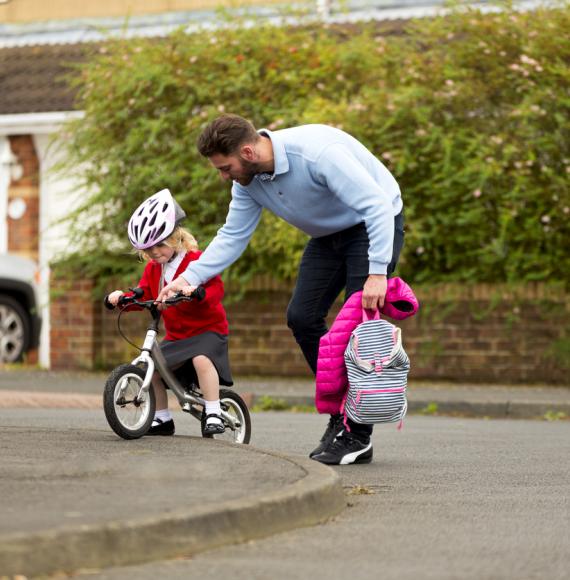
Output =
[{"x1": 2, "y1": 409, "x2": 569, "y2": 579}]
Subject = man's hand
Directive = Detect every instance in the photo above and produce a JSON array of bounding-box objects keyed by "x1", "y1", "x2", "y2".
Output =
[
  {"x1": 362, "y1": 274, "x2": 388, "y2": 311},
  {"x1": 181, "y1": 284, "x2": 198, "y2": 297},
  {"x1": 156, "y1": 275, "x2": 192, "y2": 302}
]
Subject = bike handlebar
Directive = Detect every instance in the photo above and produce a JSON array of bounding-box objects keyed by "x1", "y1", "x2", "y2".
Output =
[{"x1": 104, "y1": 285, "x2": 206, "y2": 310}]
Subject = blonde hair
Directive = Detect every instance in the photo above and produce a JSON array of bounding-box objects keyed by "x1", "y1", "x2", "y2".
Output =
[{"x1": 138, "y1": 227, "x2": 199, "y2": 261}]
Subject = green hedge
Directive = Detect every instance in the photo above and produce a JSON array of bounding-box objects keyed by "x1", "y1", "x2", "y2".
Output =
[{"x1": 59, "y1": 2, "x2": 570, "y2": 291}]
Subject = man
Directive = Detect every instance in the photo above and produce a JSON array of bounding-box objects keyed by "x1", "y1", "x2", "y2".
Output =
[{"x1": 158, "y1": 114, "x2": 404, "y2": 465}]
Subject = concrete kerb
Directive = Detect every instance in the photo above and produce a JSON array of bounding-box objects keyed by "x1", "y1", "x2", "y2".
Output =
[
  {"x1": 0, "y1": 443, "x2": 345, "y2": 578},
  {"x1": 2, "y1": 391, "x2": 570, "y2": 419},
  {"x1": 248, "y1": 395, "x2": 570, "y2": 420}
]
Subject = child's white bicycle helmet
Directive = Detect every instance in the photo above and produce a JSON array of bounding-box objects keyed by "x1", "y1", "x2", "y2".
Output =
[{"x1": 128, "y1": 189, "x2": 186, "y2": 250}]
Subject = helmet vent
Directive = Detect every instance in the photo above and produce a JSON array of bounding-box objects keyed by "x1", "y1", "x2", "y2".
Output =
[{"x1": 155, "y1": 223, "x2": 166, "y2": 239}]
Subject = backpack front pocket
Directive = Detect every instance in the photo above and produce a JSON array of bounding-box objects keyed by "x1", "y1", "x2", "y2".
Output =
[{"x1": 346, "y1": 385, "x2": 407, "y2": 424}]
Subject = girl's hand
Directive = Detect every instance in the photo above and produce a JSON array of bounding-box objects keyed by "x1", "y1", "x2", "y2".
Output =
[{"x1": 108, "y1": 290, "x2": 124, "y2": 306}]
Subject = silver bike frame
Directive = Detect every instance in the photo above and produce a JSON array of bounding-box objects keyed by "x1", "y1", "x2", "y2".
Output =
[{"x1": 125, "y1": 328, "x2": 239, "y2": 430}]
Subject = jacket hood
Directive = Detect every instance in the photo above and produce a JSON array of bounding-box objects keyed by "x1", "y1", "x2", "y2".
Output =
[{"x1": 380, "y1": 277, "x2": 419, "y2": 320}]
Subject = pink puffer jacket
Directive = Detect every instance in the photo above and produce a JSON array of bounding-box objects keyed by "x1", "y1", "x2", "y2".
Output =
[{"x1": 315, "y1": 277, "x2": 419, "y2": 414}]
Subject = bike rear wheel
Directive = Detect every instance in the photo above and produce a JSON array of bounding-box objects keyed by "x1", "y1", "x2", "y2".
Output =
[
  {"x1": 104, "y1": 364, "x2": 155, "y2": 440},
  {"x1": 201, "y1": 389, "x2": 251, "y2": 444}
]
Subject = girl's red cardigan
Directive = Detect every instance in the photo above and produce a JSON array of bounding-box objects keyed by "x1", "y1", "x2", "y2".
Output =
[{"x1": 136, "y1": 250, "x2": 228, "y2": 341}]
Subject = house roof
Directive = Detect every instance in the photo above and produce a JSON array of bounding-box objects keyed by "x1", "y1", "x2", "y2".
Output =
[
  {"x1": 0, "y1": 0, "x2": 541, "y2": 117},
  {"x1": 0, "y1": 43, "x2": 95, "y2": 114},
  {"x1": 0, "y1": 16, "x2": 411, "y2": 116}
]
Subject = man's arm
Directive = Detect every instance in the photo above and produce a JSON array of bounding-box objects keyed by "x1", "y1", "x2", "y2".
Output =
[
  {"x1": 315, "y1": 144, "x2": 398, "y2": 309},
  {"x1": 157, "y1": 186, "x2": 262, "y2": 301}
]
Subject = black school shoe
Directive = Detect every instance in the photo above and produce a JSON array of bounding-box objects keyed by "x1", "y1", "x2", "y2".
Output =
[
  {"x1": 309, "y1": 414, "x2": 344, "y2": 458},
  {"x1": 203, "y1": 414, "x2": 225, "y2": 436},
  {"x1": 147, "y1": 418, "x2": 175, "y2": 436},
  {"x1": 312, "y1": 432, "x2": 373, "y2": 465}
]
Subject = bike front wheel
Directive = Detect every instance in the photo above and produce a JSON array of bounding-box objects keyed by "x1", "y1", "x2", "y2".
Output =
[
  {"x1": 103, "y1": 364, "x2": 155, "y2": 440},
  {"x1": 201, "y1": 389, "x2": 251, "y2": 444}
]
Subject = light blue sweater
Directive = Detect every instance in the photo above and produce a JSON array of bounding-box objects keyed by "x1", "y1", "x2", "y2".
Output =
[{"x1": 182, "y1": 124, "x2": 403, "y2": 286}]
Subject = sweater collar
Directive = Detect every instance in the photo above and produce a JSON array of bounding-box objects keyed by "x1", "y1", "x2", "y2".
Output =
[{"x1": 257, "y1": 129, "x2": 289, "y2": 179}]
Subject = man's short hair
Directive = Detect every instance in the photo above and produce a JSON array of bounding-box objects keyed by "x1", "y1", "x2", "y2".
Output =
[{"x1": 197, "y1": 114, "x2": 259, "y2": 157}]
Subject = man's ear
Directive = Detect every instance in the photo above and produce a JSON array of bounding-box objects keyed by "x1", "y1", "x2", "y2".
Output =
[{"x1": 240, "y1": 144, "x2": 256, "y2": 161}]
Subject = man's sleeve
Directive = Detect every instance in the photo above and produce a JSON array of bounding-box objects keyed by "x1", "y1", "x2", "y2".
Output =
[
  {"x1": 315, "y1": 144, "x2": 396, "y2": 275},
  {"x1": 181, "y1": 186, "x2": 263, "y2": 286}
]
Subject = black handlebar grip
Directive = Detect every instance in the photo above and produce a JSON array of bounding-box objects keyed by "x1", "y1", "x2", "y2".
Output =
[
  {"x1": 117, "y1": 295, "x2": 129, "y2": 307},
  {"x1": 103, "y1": 295, "x2": 115, "y2": 310},
  {"x1": 130, "y1": 287, "x2": 144, "y2": 298},
  {"x1": 193, "y1": 286, "x2": 206, "y2": 301}
]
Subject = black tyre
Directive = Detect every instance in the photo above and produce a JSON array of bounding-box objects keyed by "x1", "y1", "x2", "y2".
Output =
[
  {"x1": 103, "y1": 364, "x2": 155, "y2": 440},
  {"x1": 201, "y1": 388, "x2": 251, "y2": 444},
  {"x1": 0, "y1": 295, "x2": 30, "y2": 363}
]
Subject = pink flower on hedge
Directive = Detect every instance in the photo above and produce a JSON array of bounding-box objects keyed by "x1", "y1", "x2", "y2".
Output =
[
  {"x1": 541, "y1": 215, "x2": 551, "y2": 224},
  {"x1": 416, "y1": 246, "x2": 425, "y2": 255},
  {"x1": 472, "y1": 189, "x2": 482, "y2": 198}
]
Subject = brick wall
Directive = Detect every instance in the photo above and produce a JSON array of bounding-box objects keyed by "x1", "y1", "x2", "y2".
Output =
[
  {"x1": 7, "y1": 135, "x2": 39, "y2": 262},
  {"x1": 6, "y1": 135, "x2": 40, "y2": 365},
  {"x1": 397, "y1": 284, "x2": 569, "y2": 384},
  {"x1": 224, "y1": 284, "x2": 570, "y2": 384},
  {"x1": 50, "y1": 276, "x2": 99, "y2": 370},
  {"x1": 50, "y1": 278, "x2": 570, "y2": 385}
]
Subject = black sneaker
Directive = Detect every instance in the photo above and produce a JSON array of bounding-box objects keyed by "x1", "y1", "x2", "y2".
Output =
[
  {"x1": 312, "y1": 432, "x2": 373, "y2": 465},
  {"x1": 309, "y1": 414, "x2": 344, "y2": 458},
  {"x1": 146, "y1": 418, "x2": 175, "y2": 436}
]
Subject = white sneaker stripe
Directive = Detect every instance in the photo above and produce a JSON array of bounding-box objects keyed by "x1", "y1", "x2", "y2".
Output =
[{"x1": 339, "y1": 442, "x2": 373, "y2": 465}]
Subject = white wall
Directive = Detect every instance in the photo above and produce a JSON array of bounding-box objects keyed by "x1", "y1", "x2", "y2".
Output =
[
  {"x1": 0, "y1": 112, "x2": 85, "y2": 368},
  {"x1": 34, "y1": 133, "x2": 87, "y2": 367}
]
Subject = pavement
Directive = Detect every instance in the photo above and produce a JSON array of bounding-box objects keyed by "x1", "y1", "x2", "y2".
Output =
[
  {"x1": 1, "y1": 368, "x2": 569, "y2": 419},
  {"x1": 0, "y1": 368, "x2": 569, "y2": 577}
]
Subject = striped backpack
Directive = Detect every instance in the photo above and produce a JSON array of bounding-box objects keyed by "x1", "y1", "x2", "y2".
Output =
[{"x1": 343, "y1": 311, "x2": 410, "y2": 427}]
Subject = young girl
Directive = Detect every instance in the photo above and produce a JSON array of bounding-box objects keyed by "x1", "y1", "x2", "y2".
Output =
[{"x1": 107, "y1": 188, "x2": 232, "y2": 436}]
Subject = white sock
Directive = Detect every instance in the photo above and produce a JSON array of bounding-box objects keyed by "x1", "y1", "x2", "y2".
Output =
[
  {"x1": 205, "y1": 400, "x2": 222, "y2": 423},
  {"x1": 154, "y1": 409, "x2": 172, "y2": 425}
]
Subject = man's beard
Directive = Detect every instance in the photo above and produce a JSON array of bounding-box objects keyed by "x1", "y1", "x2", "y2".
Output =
[{"x1": 235, "y1": 157, "x2": 262, "y2": 186}]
